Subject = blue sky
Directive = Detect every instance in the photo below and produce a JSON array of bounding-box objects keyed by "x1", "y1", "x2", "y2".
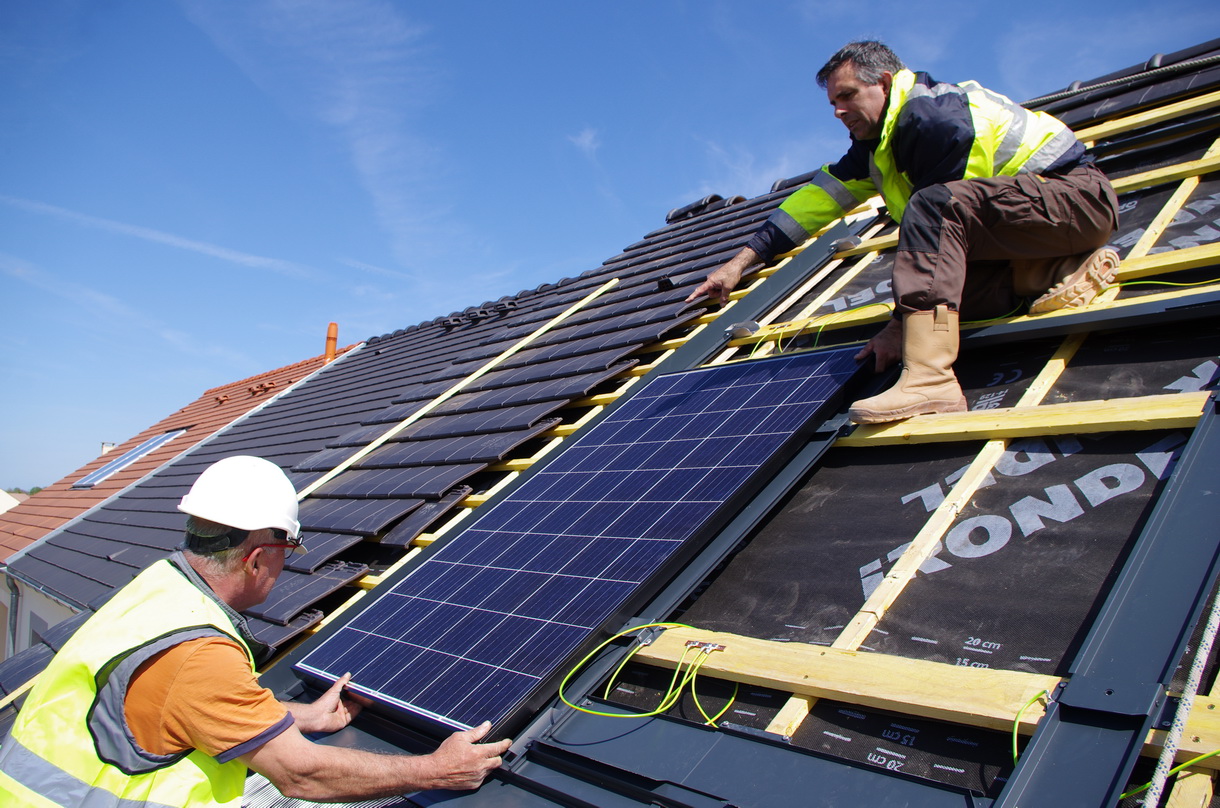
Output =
[{"x1": 2, "y1": 0, "x2": 1217, "y2": 489}]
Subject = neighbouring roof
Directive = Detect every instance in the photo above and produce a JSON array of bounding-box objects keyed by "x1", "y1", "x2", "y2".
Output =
[
  {"x1": 4, "y1": 37, "x2": 1220, "y2": 808},
  {"x1": 0, "y1": 348, "x2": 350, "y2": 561},
  {"x1": 0, "y1": 491, "x2": 24, "y2": 517}
]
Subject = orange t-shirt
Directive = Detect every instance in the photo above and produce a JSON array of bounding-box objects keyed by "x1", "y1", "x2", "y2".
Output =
[{"x1": 125, "y1": 635, "x2": 293, "y2": 763}]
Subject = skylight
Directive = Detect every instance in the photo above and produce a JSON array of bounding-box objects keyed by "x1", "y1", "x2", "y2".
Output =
[{"x1": 71, "y1": 429, "x2": 188, "y2": 489}]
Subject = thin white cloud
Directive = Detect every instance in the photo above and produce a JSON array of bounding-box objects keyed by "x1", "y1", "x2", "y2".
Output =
[
  {"x1": 691, "y1": 131, "x2": 839, "y2": 202},
  {"x1": 179, "y1": 0, "x2": 466, "y2": 271},
  {"x1": 562, "y1": 125, "x2": 623, "y2": 213},
  {"x1": 350, "y1": 283, "x2": 399, "y2": 301},
  {"x1": 337, "y1": 256, "x2": 418, "y2": 283},
  {"x1": 1, "y1": 251, "x2": 134, "y2": 319},
  {"x1": 0, "y1": 252, "x2": 257, "y2": 366},
  {"x1": 0, "y1": 194, "x2": 318, "y2": 280},
  {"x1": 568, "y1": 127, "x2": 601, "y2": 159}
]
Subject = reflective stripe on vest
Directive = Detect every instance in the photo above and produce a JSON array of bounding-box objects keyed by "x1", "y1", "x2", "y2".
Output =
[
  {"x1": 762, "y1": 70, "x2": 1084, "y2": 248},
  {"x1": 771, "y1": 168, "x2": 876, "y2": 244},
  {"x1": 89, "y1": 627, "x2": 229, "y2": 773},
  {"x1": 953, "y1": 79, "x2": 1076, "y2": 175},
  {"x1": 811, "y1": 170, "x2": 859, "y2": 212},
  {"x1": 878, "y1": 70, "x2": 1079, "y2": 222},
  {"x1": 0, "y1": 736, "x2": 178, "y2": 808},
  {"x1": 0, "y1": 558, "x2": 252, "y2": 808}
]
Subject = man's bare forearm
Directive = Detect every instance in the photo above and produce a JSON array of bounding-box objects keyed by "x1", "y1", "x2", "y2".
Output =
[
  {"x1": 257, "y1": 744, "x2": 451, "y2": 801},
  {"x1": 243, "y1": 721, "x2": 510, "y2": 801},
  {"x1": 685, "y1": 247, "x2": 761, "y2": 305}
]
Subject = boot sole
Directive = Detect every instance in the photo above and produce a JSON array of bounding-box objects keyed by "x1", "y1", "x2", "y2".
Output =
[
  {"x1": 1029, "y1": 248, "x2": 1119, "y2": 315},
  {"x1": 848, "y1": 396, "x2": 967, "y2": 424}
]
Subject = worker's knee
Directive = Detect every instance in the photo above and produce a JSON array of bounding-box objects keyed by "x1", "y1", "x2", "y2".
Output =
[{"x1": 897, "y1": 184, "x2": 955, "y2": 254}]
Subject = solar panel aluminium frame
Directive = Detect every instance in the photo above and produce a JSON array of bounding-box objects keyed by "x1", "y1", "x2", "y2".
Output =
[{"x1": 293, "y1": 346, "x2": 868, "y2": 740}]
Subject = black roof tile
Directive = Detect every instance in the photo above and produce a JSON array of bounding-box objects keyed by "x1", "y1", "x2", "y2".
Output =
[
  {"x1": 248, "y1": 609, "x2": 323, "y2": 650},
  {"x1": 0, "y1": 644, "x2": 53, "y2": 696},
  {"x1": 353, "y1": 420, "x2": 559, "y2": 470},
  {"x1": 34, "y1": 610, "x2": 91, "y2": 652},
  {"x1": 297, "y1": 497, "x2": 423, "y2": 536},
  {"x1": 284, "y1": 532, "x2": 367, "y2": 574},
  {"x1": 314, "y1": 463, "x2": 487, "y2": 500},
  {"x1": 380, "y1": 486, "x2": 473, "y2": 547},
  {"x1": 245, "y1": 563, "x2": 368, "y2": 625}
]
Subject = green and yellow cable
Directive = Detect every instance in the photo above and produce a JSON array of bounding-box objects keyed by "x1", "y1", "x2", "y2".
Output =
[
  {"x1": 1117, "y1": 277, "x2": 1220, "y2": 290},
  {"x1": 1011, "y1": 689, "x2": 1050, "y2": 765},
  {"x1": 689, "y1": 651, "x2": 739, "y2": 726},
  {"x1": 559, "y1": 622, "x2": 735, "y2": 726},
  {"x1": 1120, "y1": 749, "x2": 1220, "y2": 800},
  {"x1": 805, "y1": 302, "x2": 893, "y2": 352},
  {"x1": 961, "y1": 304, "x2": 1023, "y2": 327}
]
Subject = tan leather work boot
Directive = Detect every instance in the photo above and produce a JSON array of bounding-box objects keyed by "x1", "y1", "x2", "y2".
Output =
[
  {"x1": 848, "y1": 305, "x2": 967, "y2": 424},
  {"x1": 1015, "y1": 248, "x2": 1119, "y2": 314}
]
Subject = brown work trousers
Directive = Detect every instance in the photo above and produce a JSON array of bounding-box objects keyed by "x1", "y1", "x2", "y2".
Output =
[{"x1": 891, "y1": 162, "x2": 1119, "y2": 319}]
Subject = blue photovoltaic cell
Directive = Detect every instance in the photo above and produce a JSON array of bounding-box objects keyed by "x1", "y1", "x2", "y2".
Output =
[{"x1": 295, "y1": 347, "x2": 861, "y2": 735}]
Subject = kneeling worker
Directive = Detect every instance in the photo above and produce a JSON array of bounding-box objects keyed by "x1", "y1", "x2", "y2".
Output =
[
  {"x1": 0, "y1": 455, "x2": 510, "y2": 806},
  {"x1": 687, "y1": 41, "x2": 1119, "y2": 423}
]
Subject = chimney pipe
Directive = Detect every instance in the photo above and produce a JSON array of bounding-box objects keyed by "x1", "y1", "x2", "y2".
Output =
[{"x1": 325, "y1": 322, "x2": 338, "y2": 363}]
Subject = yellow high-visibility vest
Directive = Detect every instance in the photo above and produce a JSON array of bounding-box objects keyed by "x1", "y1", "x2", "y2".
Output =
[
  {"x1": 0, "y1": 557, "x2": 255, "y2": 807},
  {"x1": 771, "y1": 69, "x2": 1081, "y2": 241}
]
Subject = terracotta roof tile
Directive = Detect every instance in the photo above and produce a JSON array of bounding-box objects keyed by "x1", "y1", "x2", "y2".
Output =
[{"x1": 0, "y1": 347, "x2": 353, "y2": 561}]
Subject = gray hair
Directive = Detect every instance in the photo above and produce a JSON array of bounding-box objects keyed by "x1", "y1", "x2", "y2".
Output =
[
  {"x1": 817, "y1": 41, "x2": 906, "y2": 88},
  {"x1": 184, "y1": 515, "x2": 249, "y2": 574}
]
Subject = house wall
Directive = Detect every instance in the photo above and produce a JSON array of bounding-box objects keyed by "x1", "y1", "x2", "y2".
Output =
[{"x1": 1, "y1": 572, "x2": 76, "y2": 659}]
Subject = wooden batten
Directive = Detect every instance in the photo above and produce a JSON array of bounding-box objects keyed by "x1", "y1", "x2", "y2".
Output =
[
  {"x1": 633, "y1": 626, "x2": 1220, "y2": 770},
  {"x1": 632, "y1": 626, "x2": 1059, "y2": 733},
  {"x1": 1076, "y1": 87, "x2": 1220, "y2": 143},
  {"x1": 837, "y1": 392, "x2": 1209, "y2": 447}
]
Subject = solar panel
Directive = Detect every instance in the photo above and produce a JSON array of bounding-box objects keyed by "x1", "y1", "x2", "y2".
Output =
[{"x1": 295, "y1": 346, "x2": 863, "y2": 737}]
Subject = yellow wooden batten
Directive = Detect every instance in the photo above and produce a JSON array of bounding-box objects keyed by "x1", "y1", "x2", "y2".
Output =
[
  {"x1": 296, "y1": 278, "x2": 620, "y2": 500},
  {"x1": 738, "y1": 266, "x2": 1220, "y2": 348},
  {"x1": 1119, "y1": 241, "x2": 1220, "y2": 282},
  {"x1": 836, "y1": 391, "x2": 1210, "y2": 447},
  {"x1": 1163, "y1": 770, "x2": 1214, "y2": 806},
  {"x1": 632, "y1": 626, "x2": 1220, "y2": 768},
  {"x1": 835, "y1": 231, "x2": 898, "y2": 258},
  {"x1": 1076, "y1": 88, "x2": 1220, "y2": 143},
  {"x1": 1111, "y1": 153, "x2": 1220, "y2": 194},
  {"x1": 634, "y1": 626, "x2": 1057, "y2": 733}
]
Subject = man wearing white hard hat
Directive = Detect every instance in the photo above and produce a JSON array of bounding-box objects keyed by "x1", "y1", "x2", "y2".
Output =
[{"x1": 0, "y1": 456, "x2": 509, "y2": 807}]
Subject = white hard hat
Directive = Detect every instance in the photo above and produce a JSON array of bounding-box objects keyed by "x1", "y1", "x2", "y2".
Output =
[{"x1": 178, "y1": 456, "x2": 301, "y2": 540}]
